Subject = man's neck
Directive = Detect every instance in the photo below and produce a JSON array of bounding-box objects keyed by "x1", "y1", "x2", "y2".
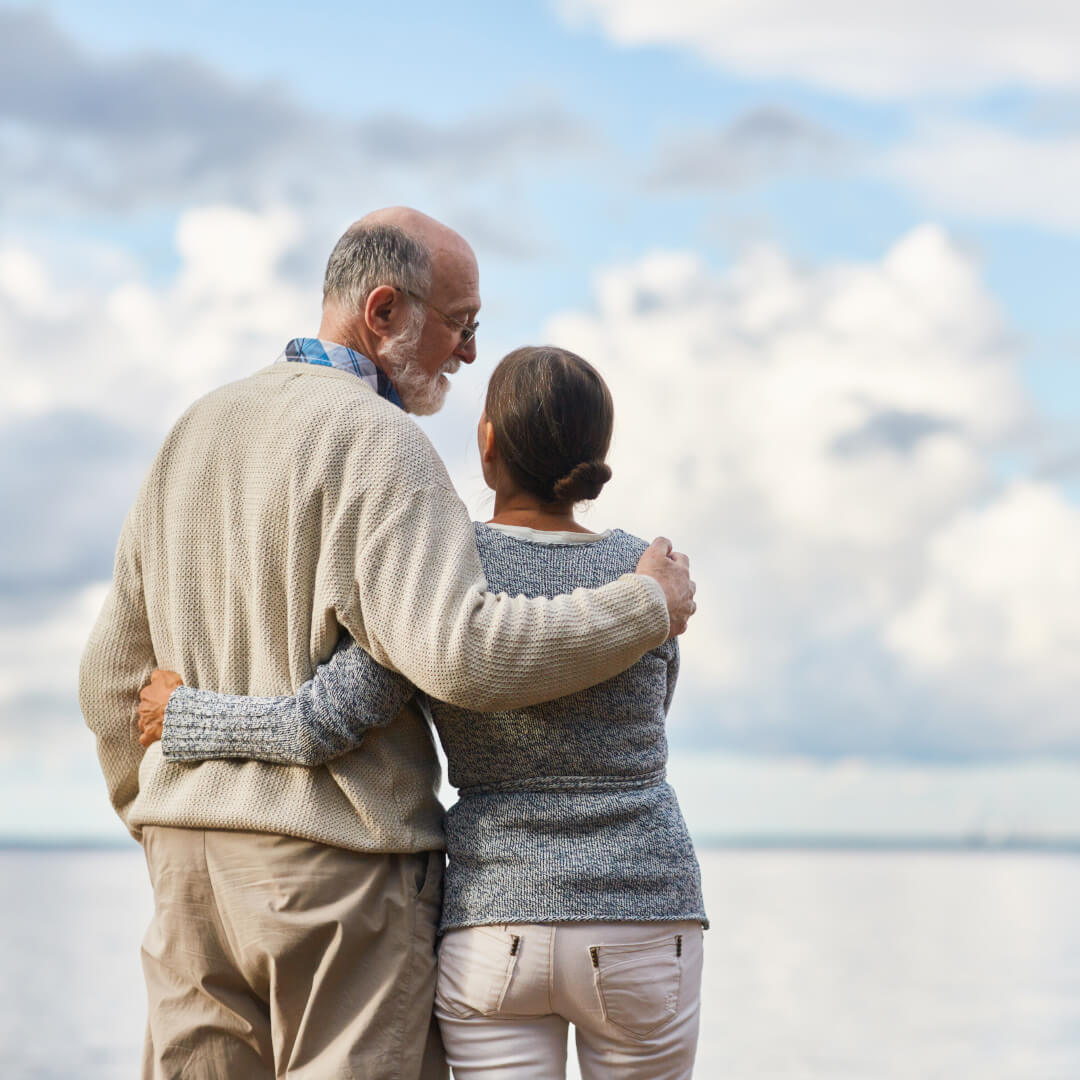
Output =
[{"x1": 317, "y1": 311, "x2": 383, "y2": 369}]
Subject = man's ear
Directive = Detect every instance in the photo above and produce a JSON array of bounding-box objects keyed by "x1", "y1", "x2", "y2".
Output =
[{"x1": 364, "y1": 285, "x2": 400, "y2": 338}]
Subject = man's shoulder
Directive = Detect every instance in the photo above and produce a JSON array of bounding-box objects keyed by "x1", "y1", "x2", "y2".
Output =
[
  {"x1": 177, "y1": 363, "x2": 431, "y2": 447},
  {"x1": 186, "y1": 363, "x2": 450, "y2": 500},
  {"x1": 185, "y1": 363, "x2": 377, "y2": 415}
]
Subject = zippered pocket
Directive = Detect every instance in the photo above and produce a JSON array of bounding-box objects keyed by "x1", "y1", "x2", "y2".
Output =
[
  {"x1": 591, "y1": 934, "x2": 683, "y2": 1039},
  {"x1": 436, "y1": 926, "x2": 522, "y2": 1018}
]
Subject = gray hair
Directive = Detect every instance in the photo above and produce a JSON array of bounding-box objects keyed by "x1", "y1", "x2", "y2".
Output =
[{"x1": 322, "y1": 223, "x2": 432, "y2": 312}]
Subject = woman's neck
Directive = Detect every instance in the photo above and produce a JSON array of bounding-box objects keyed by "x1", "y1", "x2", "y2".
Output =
[{"x1": 489, "y1": 490, "x2": 593, "y2": 533}]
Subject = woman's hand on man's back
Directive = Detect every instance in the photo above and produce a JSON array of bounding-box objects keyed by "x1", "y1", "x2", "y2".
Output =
[{"x1": 137, "y1": 669, "x2": 184, "y2": 747}]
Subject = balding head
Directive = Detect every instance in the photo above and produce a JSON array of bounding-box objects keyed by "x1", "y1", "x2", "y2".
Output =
[
  {"x1": 322, "y1": 206, "x2": 478, "y2": 313},
  {"x1": 357, "y1": 206, "x2": 469, "y2": 260},
  {"x1": 322, "y1": 214, "x2": 431, "y2": 313}
]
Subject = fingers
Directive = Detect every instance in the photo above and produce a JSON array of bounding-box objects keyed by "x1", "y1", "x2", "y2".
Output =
[
  {"x1": 648, "y1": 536, "x2": 673, "y2": 558},
  {"x1": 137, "y1": 697, "x2": 164, "y2": 740},
  {"x1": 138, "y1": 725, "x2": 162, "y2": 747},
  {"x1": 136, "y1": 670, "x2": 178, "y2": 748},
  {"x1": 636, "y1": 538, "x2": 697, "y2": 638}
]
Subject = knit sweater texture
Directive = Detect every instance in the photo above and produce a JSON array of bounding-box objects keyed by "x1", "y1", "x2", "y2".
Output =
[
  {"x1": 162, "y1": 524, "x2": 707, "y2": 930},
  {"x1": 78, "y1": 362, "x2": 669, "y2": 853}
]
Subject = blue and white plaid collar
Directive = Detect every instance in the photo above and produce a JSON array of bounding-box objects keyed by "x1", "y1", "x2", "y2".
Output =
[{"x1": 277, "y1": 338, "x2": 404, "y2": 409}]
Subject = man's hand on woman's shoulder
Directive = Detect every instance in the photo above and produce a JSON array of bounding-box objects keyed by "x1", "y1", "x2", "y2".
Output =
[{"x1": 635, "y1": 537, "x2": 696, "y2": 638}]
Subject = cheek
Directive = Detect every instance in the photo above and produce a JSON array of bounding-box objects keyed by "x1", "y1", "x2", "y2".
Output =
[{"x1": 422, "y1": 329, "x2": 455, "y2": 374}]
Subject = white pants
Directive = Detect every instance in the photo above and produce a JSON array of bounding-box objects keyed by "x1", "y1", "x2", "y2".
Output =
[{"x1": 435, "y1": 921, "x2": 703, "y2": 1079}]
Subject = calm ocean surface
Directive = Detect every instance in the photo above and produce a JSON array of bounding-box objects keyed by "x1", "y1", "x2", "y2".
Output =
[{"x1": 1, "y1": 846, "x2": 1077, "y2": 1079}]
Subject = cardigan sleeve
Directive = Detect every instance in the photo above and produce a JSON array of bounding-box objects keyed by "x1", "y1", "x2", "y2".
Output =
[{"x1": 161, "y1": 636, "x2": 416, "y2": 766}]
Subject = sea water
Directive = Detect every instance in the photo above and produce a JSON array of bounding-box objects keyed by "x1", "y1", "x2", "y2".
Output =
[{"x1": 2, "y1": 847, "x2": 1078, "y2": 1079}]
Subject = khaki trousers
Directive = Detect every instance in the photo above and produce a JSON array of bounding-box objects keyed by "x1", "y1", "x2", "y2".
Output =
[{"x1": 140, "y1": 826, "x2": 447, "y2": 1080}]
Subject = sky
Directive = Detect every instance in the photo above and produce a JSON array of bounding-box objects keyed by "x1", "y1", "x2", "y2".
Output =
[{"x1": 1, "y1": 0, "x2": 1078, "y2": 841}]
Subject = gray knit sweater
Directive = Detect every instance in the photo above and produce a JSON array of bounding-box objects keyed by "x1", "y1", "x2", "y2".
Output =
[{"x1": 163, "y1": 524, "x2": 707, "y2": 932}]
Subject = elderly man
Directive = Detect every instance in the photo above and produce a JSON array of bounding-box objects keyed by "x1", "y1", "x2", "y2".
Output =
[{"x1": 79, "y1": 207, "x2": 695, "y2": 1080}]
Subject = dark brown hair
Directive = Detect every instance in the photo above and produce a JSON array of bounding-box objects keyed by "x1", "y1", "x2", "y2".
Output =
[{"x1": 485, "y1": 346, "x2": 614, "y2": 506}]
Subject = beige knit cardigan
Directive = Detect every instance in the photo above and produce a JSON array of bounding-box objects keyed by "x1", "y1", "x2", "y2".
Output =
[{"x1": 79, "y1": 362, "x2": 669, "y2": 853}]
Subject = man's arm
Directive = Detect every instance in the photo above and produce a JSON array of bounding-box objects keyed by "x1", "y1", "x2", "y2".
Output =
[
  {"x1": 138, "y1": 638, "x2": 414, "y2": 766},
  {"x1": 78, "y1": 511, "x2": 155, "y2": 833},
  {"x1": 346, "y1": 469, "x2": 694, "y2": 712}
]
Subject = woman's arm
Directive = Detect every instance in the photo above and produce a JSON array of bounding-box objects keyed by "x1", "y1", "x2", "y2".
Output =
[{"x1": 139, "y1": 636, "x2": 416, "y2": 767}]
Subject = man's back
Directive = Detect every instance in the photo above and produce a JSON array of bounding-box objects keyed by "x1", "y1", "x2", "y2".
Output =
[
  {"x1": 143, "y1": 361, "x2": 387, "y2": 695},
  {"x1": 81, "y1": 359, "x2": 448, "y2": 852}
]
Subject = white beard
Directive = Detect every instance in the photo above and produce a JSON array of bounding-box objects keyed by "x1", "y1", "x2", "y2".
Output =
[{"x1": 380, "y1": 316, "x2": 459, "y2": 416}]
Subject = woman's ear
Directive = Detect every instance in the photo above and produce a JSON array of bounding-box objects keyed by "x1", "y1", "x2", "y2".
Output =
[
  {"x1": 480, "y1": 417, "x2": 497, "y2": 464},
  {"x1": 478, "y1": 413, "x2": 499, "y2": 492}
]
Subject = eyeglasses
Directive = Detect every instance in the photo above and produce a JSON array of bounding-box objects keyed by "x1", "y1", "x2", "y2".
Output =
[{"x1": 399, "y1": 288, "x2": 479, "y2": 345}]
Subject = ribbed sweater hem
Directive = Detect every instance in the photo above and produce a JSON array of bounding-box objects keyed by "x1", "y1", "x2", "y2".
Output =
[{"x1": 439, "y1": 910, "x2": 710, "y2": 934}]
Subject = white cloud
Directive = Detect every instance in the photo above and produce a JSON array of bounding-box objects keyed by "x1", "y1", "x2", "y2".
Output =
[
  {"x1": 0, "y1": 205, "x2": 317, "y2": 600},
  {"x1": 648, "y1": 107, "x2": 842, "y2": 190},
  {"x1": 0, "y1": 248, "x2": 51, "y2": 315},
  {"x1": 557, "y1": 0, "x2": 1080, "y2": 100},
  {"x1": 0, "y1": 10, "x2": 593, "y2": 218},
  {"x1": 0, "y1": 204, "x2": 314, "y2": 430},
  {"x1": 882, "y1": 122, "x2": 1080, "y2": 233},
  {"x1": 886, "y1": 483, "x2": 1080, "y2": 750},
  {"x1": 546, "y1": 225, "x2": 1077, "y2": 756},
  {"x1": 0, "y1": 583, "x2": 110, "y2": 779},
  {"x1": 0, "y1": 584, "x2": 107, "y2": 712}
]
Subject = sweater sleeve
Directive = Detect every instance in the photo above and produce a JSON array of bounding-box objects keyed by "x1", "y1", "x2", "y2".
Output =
[
  {"x1": 160, "y1": 637, "x2": 415, "y2": 766},
  {"x1": 78, "y1": 509, "x2": 156, "y2": 835},
  {"x1": 349, "y1": 481, "x2": 671, "y2": 712}
]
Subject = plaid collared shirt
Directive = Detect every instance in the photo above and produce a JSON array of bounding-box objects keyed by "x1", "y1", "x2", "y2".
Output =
[{"x1": 277, "y1": 338, "x2": 404, "y2": 409}]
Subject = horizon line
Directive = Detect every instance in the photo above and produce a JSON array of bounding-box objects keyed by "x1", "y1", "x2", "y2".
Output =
[{"x1": 2, "y1": 832, "x2": 1080, "y2": 854}]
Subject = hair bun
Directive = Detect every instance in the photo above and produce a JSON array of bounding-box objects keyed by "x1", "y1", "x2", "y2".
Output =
[{"x1": 552, "y1": 460, "x2": 612, "y2": 504}]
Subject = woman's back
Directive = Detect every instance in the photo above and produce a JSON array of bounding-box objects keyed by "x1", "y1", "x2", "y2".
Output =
[{"x1": 432, "y1": 522, "x2": 706, "y2": 933}]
